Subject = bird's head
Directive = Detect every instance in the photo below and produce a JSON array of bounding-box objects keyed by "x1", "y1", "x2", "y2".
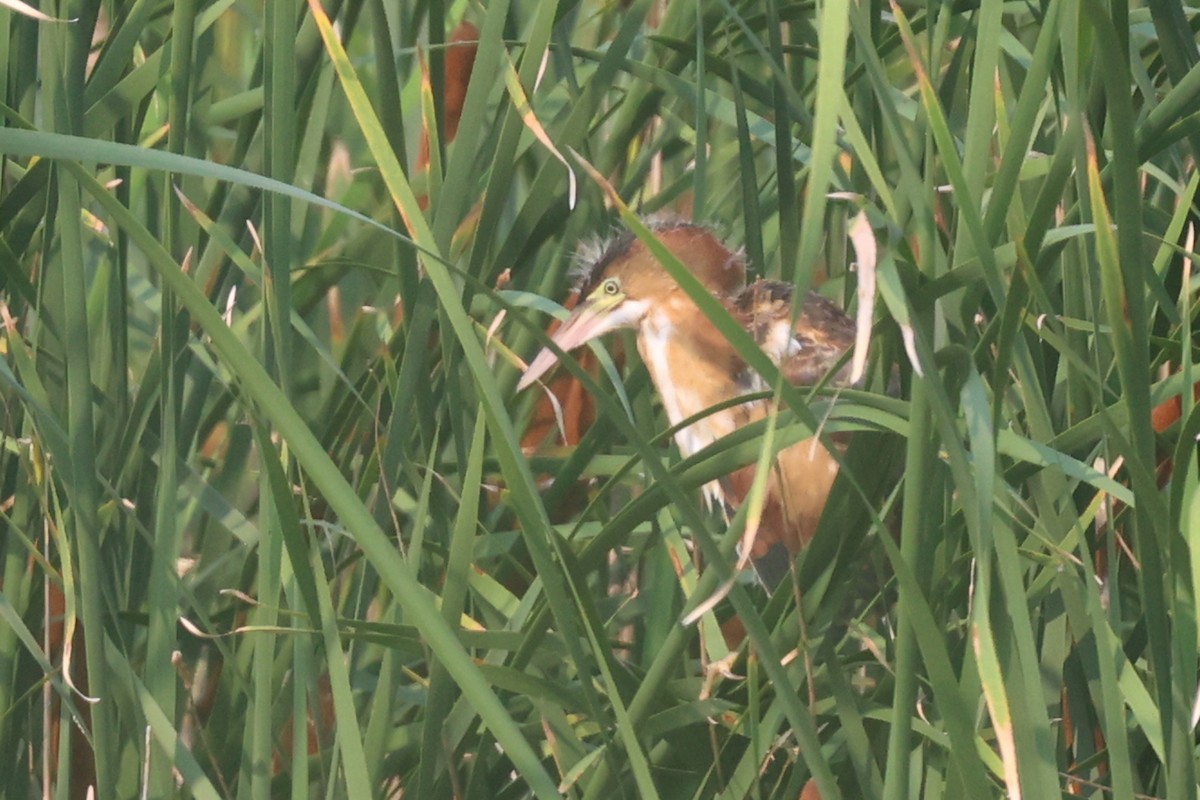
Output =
[{"x1": 517, "y1": 220, "x2": 744, "y2": 390}]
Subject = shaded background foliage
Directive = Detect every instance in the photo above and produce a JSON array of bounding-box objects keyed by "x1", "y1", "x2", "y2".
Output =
[{"x1": 1, "y1": 0, "x2": 1200, "y2": 798}]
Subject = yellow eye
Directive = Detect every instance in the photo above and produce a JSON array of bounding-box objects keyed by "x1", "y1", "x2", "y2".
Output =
[{"x1": 602, "y1": 278, "x2": 621, "y2": 296}]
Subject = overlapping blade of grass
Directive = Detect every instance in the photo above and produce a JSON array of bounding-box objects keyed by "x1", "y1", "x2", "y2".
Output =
[
  {"x1": 309, "y1": 3, "x2": 671, "y2": 795},
  {"x1": 38, "y1": 15, "x2": 120, "y2": 795},
  {"x1": 78, "y1": 161, "x2": 562, "y2": 798}
]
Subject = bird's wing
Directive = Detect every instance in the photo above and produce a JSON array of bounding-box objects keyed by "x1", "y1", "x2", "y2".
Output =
[
  {"x1": 733, "y1": 281, "x2": 855, "y2": 388},
  {"x1": 785, "y1": 290, "x2": 856, "y2": 387}
]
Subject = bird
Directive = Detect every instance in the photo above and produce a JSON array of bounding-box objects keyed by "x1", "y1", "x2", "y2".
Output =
[{"x1": 517, "y1": 218, "x2": 857, "y2": 580}]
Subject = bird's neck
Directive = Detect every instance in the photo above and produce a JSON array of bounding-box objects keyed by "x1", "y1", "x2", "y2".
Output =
[{"x1": 636, "y1": 304, "x2": 749, "y2": 459}]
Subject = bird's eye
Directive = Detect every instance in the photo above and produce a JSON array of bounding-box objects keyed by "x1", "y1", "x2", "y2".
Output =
[{"x1": 602, "y1": 278, "x2": 621, "y2": 296}]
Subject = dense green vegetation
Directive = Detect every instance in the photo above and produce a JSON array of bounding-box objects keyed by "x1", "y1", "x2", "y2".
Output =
[{"x1": 2, "y1": 0, "x2": 1200, "y2": 797}]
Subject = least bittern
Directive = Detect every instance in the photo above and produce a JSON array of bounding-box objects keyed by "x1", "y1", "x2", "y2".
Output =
[{"x1": 517, "y1": 219, "x2": 856, "y2": 576}]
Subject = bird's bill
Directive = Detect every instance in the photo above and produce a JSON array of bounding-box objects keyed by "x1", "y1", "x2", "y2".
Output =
[{"x1": 517, "y1": 301, "x2": 620, "y2": 390}]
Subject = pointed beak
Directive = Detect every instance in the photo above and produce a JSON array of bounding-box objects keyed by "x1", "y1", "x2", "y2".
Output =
[{"x1": 517, "y1": 300, "x2": 623, "y2": 390}]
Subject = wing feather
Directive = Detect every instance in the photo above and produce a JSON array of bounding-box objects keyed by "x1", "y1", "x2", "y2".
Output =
[{"x1": 732, "y1": 281, "x2": 855, "y2": 387}]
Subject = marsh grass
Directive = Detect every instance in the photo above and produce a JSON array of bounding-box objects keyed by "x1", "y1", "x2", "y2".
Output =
[{"x1": 1, "y1": 0, "x2": 1199, "y2": 798}]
